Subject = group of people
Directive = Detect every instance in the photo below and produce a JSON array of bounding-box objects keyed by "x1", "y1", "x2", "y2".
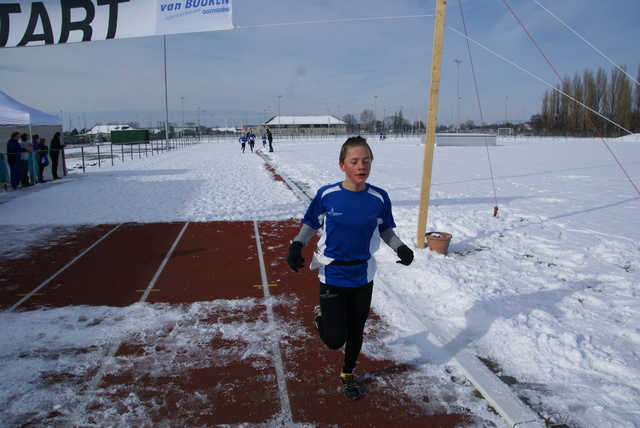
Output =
[
  {"x1": 239, "y1": 128, "x2": 273, "y2": 153},
  {"x1": 5, "y1": 131, "x2": 64, "y2": 190}
]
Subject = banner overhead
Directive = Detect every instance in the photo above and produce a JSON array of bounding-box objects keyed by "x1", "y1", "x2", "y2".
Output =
[{"x1": 0, "y1": 0, "x2": 233, "y2": 48}]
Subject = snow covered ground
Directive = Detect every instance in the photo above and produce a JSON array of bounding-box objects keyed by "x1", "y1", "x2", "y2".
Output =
[{"x1": 1, "y1": 135, "x2": 638, "y2": 427}]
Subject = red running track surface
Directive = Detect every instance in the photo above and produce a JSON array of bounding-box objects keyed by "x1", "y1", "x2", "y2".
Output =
[{"x1": 0, "y1": 220, "x2": 479, "y2": 427}]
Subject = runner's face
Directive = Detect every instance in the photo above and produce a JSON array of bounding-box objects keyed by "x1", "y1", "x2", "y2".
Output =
[{"x1": 340, "y1": 146, "x2": 372, "y2": 191}]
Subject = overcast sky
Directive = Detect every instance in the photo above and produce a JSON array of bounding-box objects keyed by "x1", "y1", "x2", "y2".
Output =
[{"x1": 1, "y1": 0, "x2": 638, "y2": 130}]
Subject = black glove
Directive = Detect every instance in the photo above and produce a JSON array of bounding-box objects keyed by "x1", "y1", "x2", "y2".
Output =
[
  {"x1": 396, "y1": 245, "x2": 414, "y2": 266},
  {"x1": 287, "y1": 241, "x2": 305, "y2": 272}
]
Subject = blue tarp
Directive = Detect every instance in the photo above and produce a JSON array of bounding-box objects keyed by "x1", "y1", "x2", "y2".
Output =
[
  {"x1": 28, "y1": 151, "x2": 39, "y2": 182},
  {"x1": 0, "y1": 154, "x2": 8, "y2": 183}
]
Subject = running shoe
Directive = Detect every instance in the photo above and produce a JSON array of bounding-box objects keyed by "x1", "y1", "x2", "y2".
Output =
[
  {"x1": 313, "y1": 305, "x2": 321, "y2": 331},
  {"x1": 340, "y1": 373, "x2": 361, "y2": 401}
]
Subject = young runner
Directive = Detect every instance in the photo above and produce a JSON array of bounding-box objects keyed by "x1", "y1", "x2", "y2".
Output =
[
  {"x1": 287, "y1": 136, "x2": 414, "y2": 401},
  {"x1": 247, "y1": 130, "x2": 256, "y2": 153}
]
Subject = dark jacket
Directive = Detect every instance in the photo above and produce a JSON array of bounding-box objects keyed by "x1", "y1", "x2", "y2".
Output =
[
  {"x1": 6, "y1": 138, "x2": 25, "y2": 164},
  {"x1": 50, "y1": 135, "x2": 62, "y2": 152},
  {"x1": 38, "y1": 141, "x2": 49, "y2": 160}
]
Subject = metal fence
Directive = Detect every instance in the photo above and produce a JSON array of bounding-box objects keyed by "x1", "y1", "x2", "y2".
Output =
[
  {"x1": 64, "y1": 137, "x2": 200, "y2": 173},
  {"x1": 3, "y1": 132, "x2": 430, "y2": 186}
]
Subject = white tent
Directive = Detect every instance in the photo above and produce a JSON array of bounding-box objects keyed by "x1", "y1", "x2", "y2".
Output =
[
  {"x1": 1, "y1": 91, "x2": 62, "y2": 153},
  {"x1": 0, "y1": 91, "x2": 61, "y2": 126}
]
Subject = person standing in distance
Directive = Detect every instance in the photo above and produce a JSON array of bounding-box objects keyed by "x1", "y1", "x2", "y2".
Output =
[
  {"x1": 286, "y1": 136, "x2": 414, "y2": 401},
  {"x1": 266, "y1": 128, "x2": 273, "y2": 152},
  {"x1": 6, "y1": 132, "x2": 25, "y2": 190},
  {"x1": 49, "y1": 132, "x2": 64, "y2": 180}
]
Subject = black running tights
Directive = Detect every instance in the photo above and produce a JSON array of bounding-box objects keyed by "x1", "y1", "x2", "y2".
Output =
[{"x1": 317, "y1": 281, "x2": 373, "y2": 374}]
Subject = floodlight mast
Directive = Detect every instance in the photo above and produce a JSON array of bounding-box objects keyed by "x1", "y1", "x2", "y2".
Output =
[{"x1": 454, "y1": 59, "x2": 462, "y2": 132}]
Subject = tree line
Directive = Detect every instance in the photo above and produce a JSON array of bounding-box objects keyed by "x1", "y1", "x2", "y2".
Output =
[
  {"x1": 340, "y1": 109, "x2": 426, "y2": 134},
  {"x1": 532, "y1": 65, "x2": 640, "y2": 137}
]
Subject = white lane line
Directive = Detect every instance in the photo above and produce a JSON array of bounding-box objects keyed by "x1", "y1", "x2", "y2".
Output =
[
  {"x1": 139, "y1": 222, "x2": 190, "y2": 303},
  {"x1": 253, "y1": 220, "x2": 293, "y2": 423},
  {"x1": 7, "y1": 224, "x2": 123, "y2": 312},
  {"x1": 257, "y1": 151, "x2": 311, "y2": 202},
  {"x1": 69, "y1": 221, "x2": 190, "y2": 424}
]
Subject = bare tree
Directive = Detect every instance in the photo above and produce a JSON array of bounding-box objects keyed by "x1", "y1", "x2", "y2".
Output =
[
  {"x1": 633, "y1": 65, "x2": 640, "y2": 132},
  {"x1": 558, "y1": 76, "x2": 571, "y2": 134},
  {"x1": 596, "y1": 67, "x2": 609, "y2": 133},
  {"x1": 541, "y1": 90, "x2": 550, "y2": 132},
  {"x1": 568, "y1": 72, "x2": 584, "y2": 134},
  {"x1": 583, "y1": 68, "x2": 598, "y2": 132},
  {"x1": 342, "y1": 113, "x2": 358, "y2": 133},
  {"x1": 610, "y1": 67, "x2": 632, "y2": 136},
  {"x1": 359, "y1": 109, "x2": 375, "y2": 131},
  {"x1": 539, "y1": 64, "x2": 639, "y2": 136}
]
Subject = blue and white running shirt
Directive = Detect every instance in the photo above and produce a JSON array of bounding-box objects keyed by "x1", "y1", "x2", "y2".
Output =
[{"x1": 302, "y1": 182, "x2": 396, "y2": 287}]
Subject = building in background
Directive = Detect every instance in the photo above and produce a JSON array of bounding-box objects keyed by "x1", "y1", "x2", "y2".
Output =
[{"x1": 261, "y1": 115, "x2": 346, "y2": 135}]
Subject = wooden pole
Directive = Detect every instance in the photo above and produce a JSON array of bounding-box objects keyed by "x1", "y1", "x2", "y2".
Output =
[{"x1": 416, "y1": 0, "x2": 448, "y2": 249}]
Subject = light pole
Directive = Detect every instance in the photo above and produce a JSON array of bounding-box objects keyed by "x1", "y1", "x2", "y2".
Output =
[
  {"x1": 277, "y1": 95, "x2": 281, "y2": 132},
  {"x1": 505, "y1": 96, "x2": 508, "y2": 125},
  {"x1": 451, "y1": 102, "x2": 454, "y2": 129},
  {"x1": 454, "y1": 59, "x2": 462, "y2": 132},
  {"x1": 383, "y1": 109, "x2": 386, "y2": 133},
  {"x1": 374, "y1": 95, "x2": 378, "y2": 133},
  {"x1": 181, "y1": 96, "x2": 185, "y2": 127}
]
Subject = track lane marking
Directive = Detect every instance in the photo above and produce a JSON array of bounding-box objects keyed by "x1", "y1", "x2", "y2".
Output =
[
  {"x1": 138, "y1": 222, "x2": 189, "y2": 303},
  {"x1": 7, "y1": 224, "x2": 123, "y2": 312},
  {"x1": 253, "y1": 220, "x2": 293, "y2": 423},
  {"x1": 67, "y1": 221, "x2": 190, "y2": 424}
]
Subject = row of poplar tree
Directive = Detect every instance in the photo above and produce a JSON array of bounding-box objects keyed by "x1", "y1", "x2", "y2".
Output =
[{"x1": 532, "y1": 65, "x2": 640, "y2": 137}]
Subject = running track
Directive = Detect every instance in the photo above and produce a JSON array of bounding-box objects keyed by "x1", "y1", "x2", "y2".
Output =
[{"x1": 1, "y1": 220, "x2": 479, "y2": 426}]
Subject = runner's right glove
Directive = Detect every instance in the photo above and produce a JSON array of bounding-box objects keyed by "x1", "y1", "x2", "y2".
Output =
[{"x1": 287, "y1": 241, "x2": 305, "y2": 272}]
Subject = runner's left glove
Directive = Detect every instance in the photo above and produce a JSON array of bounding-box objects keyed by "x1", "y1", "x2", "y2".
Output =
[
  {"x1": 396, "y1": 245, "x2": 414, "y2": 266},
  {"x1": 287, "y1": 241, "x2": 305, "y2": 272}
]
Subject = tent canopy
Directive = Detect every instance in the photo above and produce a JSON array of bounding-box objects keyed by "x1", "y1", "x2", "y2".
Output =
[{"x1": 0, "y1": 91, "x2": 61, "y2": 127}]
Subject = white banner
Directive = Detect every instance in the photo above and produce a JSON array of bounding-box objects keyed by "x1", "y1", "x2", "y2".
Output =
[{"x1": 0, "y1": 0, "x2": 233, "y2": 48}]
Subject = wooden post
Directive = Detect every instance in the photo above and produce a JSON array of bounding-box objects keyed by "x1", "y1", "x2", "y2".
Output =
[{"x1": 416, "y1": 0, "x2": 448, "y2": 249}]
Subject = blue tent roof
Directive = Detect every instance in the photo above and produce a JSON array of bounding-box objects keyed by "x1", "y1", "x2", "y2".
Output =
[{"x1": 0, "y1": 91, "x2": 62, "y2": 126}]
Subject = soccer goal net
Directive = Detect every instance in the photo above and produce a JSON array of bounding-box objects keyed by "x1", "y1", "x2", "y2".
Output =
[{"x1": 497, "y1": 127, "x2": 513, "y2": 138}]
